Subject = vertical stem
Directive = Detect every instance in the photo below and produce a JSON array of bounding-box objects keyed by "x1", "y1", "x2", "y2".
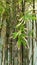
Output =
[
  {"x1": 21, "y1": 0, "x2": 25, "y2": 65},
  {"x1": 32, "y1": 0, "x2": 35, "y2": 65}
]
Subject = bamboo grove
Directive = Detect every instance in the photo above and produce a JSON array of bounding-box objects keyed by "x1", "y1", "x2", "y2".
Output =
[{"x1": 0, "y1": 0, "x2": 37, "y2": 65}]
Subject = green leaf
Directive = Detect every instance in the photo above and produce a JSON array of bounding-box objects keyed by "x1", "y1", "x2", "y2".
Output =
[
  {"x1": 23, "y1": 13, "x2": 36, "y2": 21},
  {"x1": 13, "y1": 32, "x2": 18, "y2": 39},
  {"x1": 13, "y1": 31, "x2": 21, "y2": 39},
  {"x1": 17, "y1": 37, "x2": 21, "y2": 47},
  {"x1": 16, "y1": 22, "x2": 23, "y2": 28},
  {"x1": 0, "y1": 6, "x2": 5, "y2": 16},
  {"x1": 21, "y1": 37, "x2": 27, "y2": 46}
]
